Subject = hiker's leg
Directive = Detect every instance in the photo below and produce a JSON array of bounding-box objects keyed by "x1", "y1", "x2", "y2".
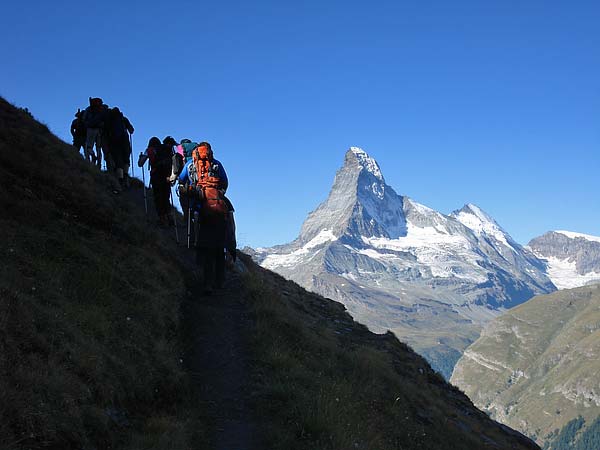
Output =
[
  {"x1": 205, "y1": 248, "x2": 216, "y2": 289},
  {"x1": 196, "y1": 246, "x2": 208, "y2": 290},
  {"x1": 85, "y1": 128, "x2": 99, "y2": 163},
  {"x1": 105, "y1": 142, "x2": 116, "y2": 173},
  {"x1": 150, "y1": 176, "x2": 162, "y2": 221},
  {"x1": 180, "y1": 196, "x2": 188, "y2": 224},
  {"x1": 95, "y1": 131, "x2": 103, "y2": 168},
  {"x1": 215, "y1": 247, "x2": 225, "y2": 288},
  {"x1": 155, "y1": 181, "x2": 172, "y2": 226}
]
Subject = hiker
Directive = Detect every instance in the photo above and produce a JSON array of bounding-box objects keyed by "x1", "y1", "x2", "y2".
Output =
[
  {"x1": 106, "y1": 107, "x2": 134, "y2": 189},
  {"x1": 70, "y1": 109, "x2": 87, "y2": 155},
  {"x1": 189, "y1": 142, "x2": 230, "y2": 293},
  {"x1": 82, "y1": 97, "x2": 109, "y2": 167},
  {"x1": 163, "y1": 136, "x2": 179, "y2": 168},
  {"x1": 169, "y1": 138, "x2": 185, "y2": 182},
  {"x1": 224, "y1": 198, "x2": 237, "y2": 266},
  {"x1": 138, "y1": 137, "x2": 173, "y2": 227},
  {"x1": 173, "y1": 139, "x2": 198, "y2": 221}
]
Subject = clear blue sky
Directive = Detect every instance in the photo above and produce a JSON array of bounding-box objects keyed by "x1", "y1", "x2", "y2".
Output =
[{"x1": 1, "y1": 0, "x2": 598, "y2": 247}]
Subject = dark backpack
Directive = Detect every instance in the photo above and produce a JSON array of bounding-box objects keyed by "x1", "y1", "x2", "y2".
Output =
[
  {"x1": 108, "y1": 111, "x2": 128, "y2": 139},
  {"x1": 152, "y1": 144, "x2": 174, "y2": 177}
]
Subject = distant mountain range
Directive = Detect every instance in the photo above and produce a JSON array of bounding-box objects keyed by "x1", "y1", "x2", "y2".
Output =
[
  {"x1": 251, "y1": 147, "x2": 558, "y2": 377},
  {"x1": 451, "y1": 284, "x2": 600, "y2": 448},
  {"x1": 451, "y1": 233, "x2": 600, "y2": 448}
]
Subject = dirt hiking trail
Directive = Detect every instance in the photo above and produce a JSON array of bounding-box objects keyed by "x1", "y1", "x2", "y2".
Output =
[{"x1": 124, "y1": 181, "x2": 259, "y2": 450}]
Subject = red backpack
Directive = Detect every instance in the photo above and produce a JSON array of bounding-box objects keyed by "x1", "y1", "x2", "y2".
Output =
[{"x1": 191, "y1": 145, "x2": 229, "y2": 218}]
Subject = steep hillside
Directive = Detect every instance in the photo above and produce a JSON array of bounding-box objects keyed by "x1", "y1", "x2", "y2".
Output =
[
  {"x1": 241, "y1": 253, "x2": 540, "y2": 449},
  {"x1": 253, "y1": 147, "x2": 554, "y2": 377},
  {"x1": 0, "y1": 98, "x2": 203, "y2": 448},
  {"x1": 451, "y1": 284, "x2": 600, "y2": 447},
  {"x1": 0, "y1": 97, "x2": 541, "y2": 449}
]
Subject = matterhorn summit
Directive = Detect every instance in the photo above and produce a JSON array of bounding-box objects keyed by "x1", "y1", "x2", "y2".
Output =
[
  {"x1": 295, "y1": 147, "x2": 407, "y2": 245},
  {"x1": 253, "y1": 147, "x2": 555, "y2": 377}
]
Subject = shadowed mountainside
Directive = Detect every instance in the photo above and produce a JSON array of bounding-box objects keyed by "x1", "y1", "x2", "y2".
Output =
[{"x1": 0, "y1": 98, "x2": 203, "y2": 448}]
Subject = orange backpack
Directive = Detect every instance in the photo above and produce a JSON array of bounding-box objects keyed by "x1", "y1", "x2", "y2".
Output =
[{"x1": 191, "y1": 145, "x2": 229, "y2": 218}]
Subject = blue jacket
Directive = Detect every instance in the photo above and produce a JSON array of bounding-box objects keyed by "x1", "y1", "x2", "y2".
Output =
[{"x1": 178, "y1": 159, "x2": 228, "y2": 192}]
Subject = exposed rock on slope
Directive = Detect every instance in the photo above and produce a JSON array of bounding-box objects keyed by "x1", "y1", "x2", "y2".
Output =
[
  {"x1": 253, "y1": 147, "x2": 555, "y2": 377},
  {"x1": 451, "y1": 284, "x2": 600, "y2": 446}
]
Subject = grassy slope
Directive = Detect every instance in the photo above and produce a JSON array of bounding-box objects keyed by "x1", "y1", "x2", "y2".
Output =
[
  {"x1": 242, "y1": 254, "x2": 540, "y2": 449},
  {"x1": 0, "y1": 98, "x2": 202, "y2": 449},
  {"x1": 451, "y1": 284, "x2": 600, "y2": 445}
]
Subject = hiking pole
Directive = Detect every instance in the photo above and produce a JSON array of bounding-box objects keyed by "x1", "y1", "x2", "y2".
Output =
[
  {"x1": 141, "y1": 158, "x2": 148, "y2": 216},
  {"x1": 187, "y1": 204, "x2": 192, "y2": 249},
  {"x1": 170, "y1": 189, "x2": 180, "y2": 244},
  {"x1": 129, "y1": 134, "x2": 134, "y2": 178}
]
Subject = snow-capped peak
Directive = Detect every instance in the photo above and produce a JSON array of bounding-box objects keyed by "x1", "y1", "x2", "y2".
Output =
[
  {"x1": 452, "y1": 204, "x2": 500, "y2": 232},
  {"x1": 555, "y1": 230, "x2": 600, "y2": 243},
  {"x1": 451, "y1": 204, "x2": 515, "y2": 250},
  {"x1": 462, "y1": 203, "x2": 497, "y2": 223},
  {"x1": 348, "y1": 147, "x2": 384, "y2": 181}
]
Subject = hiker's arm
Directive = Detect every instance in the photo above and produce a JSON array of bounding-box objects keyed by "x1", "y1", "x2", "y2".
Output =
[
  {"x1": 138, "y1": 150, "x2": 149, "y2": 167},
  {"x1": 218, "y1": 163, "x2": 228, "y2": 192},
  {"x1": 125, "y1": 117, "x2": 134, "y2": 134},
  {"x1": 178, "y1": 164, "x2": 188, "y2": 184}
]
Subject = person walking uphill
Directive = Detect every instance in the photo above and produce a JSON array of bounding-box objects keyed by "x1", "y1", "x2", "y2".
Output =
[
  {"x1": 70, "y1": 109, "x2": 86, "y2": 155},
  {"x1": 82, "y1": 97, "x2": 109, "y2": 167},
  {"x1": 106, "y1": 107, "x2": 134, "y2": 190},
  {"x1": 138, "y1": 137, "x2": 173, "y2": 227},
  {"x1": 190, "y1": 142, "x2": 229, "y2": 294}
]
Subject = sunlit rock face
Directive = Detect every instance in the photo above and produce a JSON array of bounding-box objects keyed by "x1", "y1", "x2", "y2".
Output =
[
  {"x1": 253, "y1": 147, "x2": 555, "y2": 378},
  {"x1": 527, "y1": 231, "x2": 600, "y2": 289}
]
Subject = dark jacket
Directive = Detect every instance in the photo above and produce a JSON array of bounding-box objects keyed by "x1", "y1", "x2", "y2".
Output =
[
  {"x1": 70, "y1": 117, "x2": 86, "y2": 142},
  {"x1": 83, "y1": 105, "x2": 108, "y2": 129}
]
